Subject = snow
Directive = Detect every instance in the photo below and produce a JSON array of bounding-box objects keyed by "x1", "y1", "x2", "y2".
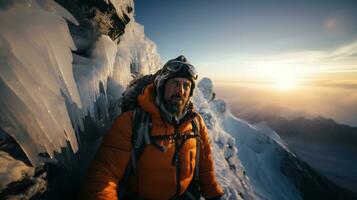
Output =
[
  {"x1": 114, "y1": 20, "x2": 161, "y2": 76},
  {"x1": 0, "y1": 150, "x2": 47, "y2": 199},
  {"x1": 0, "y1": 151, "x2": 34, "y2": 190},
  {"x1": 0, "y1": 0, "x2": 160, "y2": 168},
  {"x1": 107, "y1": 0, "x2": 134, "y2": 20},
  {"x1": 195, "y1": 79, "x2": 256, "y2": 200},
  {"x1": 222, "y1": 113, "x2": 302, "y2": 200},
  {"x1": 73, "y1": 35, "x2": 118, "y2": 129},
  {"x1": 197, "y1": 77, "x2": 214, "y2": 100},
  {"x1": 253, "y1": 122, "x2": 295, "y2": 156},
  {"x1": 195, "y1": 77, "x2": 305, "y2": 199}
]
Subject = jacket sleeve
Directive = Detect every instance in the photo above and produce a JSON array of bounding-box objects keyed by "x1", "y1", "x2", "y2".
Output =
[
  {"x1": 80, "y1": 112, "x2": 133, "y2": 200},
  {"x1": 197, "y1": 114, "x2": 224, "y2": 199}
]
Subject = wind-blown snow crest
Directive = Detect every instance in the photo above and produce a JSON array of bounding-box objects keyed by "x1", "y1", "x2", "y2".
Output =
[
  {"x1": 194, "y1": 78, "x2": 256, "y2": 200},
  {"x1": 0, "y1": 0, "x2": 160, "y2": 167},
  {"x1": 252, "y1": 122, "x2": 295, "y2": 156}
]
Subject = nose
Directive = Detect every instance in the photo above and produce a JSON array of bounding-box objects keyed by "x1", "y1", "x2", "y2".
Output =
[{"x1": 176, "y1": 82, "x2": 185, "y2": 95}]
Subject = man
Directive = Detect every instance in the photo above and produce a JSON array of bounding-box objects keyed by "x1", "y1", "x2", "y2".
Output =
[{"x1": 81, "y1": 56, "x2": 224, "y2": 200}]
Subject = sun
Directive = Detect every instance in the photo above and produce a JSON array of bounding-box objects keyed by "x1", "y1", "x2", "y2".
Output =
[
  {"x1": 274, "y1": 77, "x2": 297, "y2": 90},
  {"x1": 247, "y1": 60, "x2": 305, "y2": 91}
]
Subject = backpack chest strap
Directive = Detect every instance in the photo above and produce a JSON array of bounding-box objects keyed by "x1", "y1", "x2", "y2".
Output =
[{"x1": 149, "y1": 132, "x2": 198, "y2": 141}]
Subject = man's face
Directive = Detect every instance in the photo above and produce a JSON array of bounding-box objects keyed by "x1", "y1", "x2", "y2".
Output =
[{"x1": 163, "y1": 77, "x2": 192, "y2": 115}]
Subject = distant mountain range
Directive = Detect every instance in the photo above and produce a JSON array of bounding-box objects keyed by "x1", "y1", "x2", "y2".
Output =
[{"x1": 232, "y1": 110, "x2": 357, "y2": 193}]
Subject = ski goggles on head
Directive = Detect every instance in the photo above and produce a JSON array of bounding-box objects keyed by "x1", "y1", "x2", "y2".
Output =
[{"x1": 165, "y1": 61, "x2": 198, "y2": 80}]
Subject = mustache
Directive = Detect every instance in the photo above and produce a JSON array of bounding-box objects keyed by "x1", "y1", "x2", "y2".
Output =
[{"x1": 170, "y1": 93, "x2": 184, "y2": 100}]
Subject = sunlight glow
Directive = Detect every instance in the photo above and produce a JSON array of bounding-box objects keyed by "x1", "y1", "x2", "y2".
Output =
[{"x1": 274, "y1": 78, "x2": 297, "y2": 90}]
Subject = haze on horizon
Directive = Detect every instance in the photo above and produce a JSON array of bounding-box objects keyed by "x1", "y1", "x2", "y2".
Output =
[{"x1": 136, "y1": 0, "x2": 357, "y2": 126}]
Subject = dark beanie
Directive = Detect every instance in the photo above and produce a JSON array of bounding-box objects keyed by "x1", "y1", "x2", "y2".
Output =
[{"x1": 156, "y1": 55, "x2": 197, "y2": 96}]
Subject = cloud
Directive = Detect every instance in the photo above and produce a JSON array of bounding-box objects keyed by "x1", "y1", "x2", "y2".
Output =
[
  {"x1": 253, "y1": 40, "x2": 357, "y2": 63},
  {"x1": 240, "y1": 40, "x2": 357, "y2": 81},
  {"x1": 326, "y1": 40, "x2": 357, "y2": 60},
  {"x1": 208, "y1": 40, "x2": 357, "y2": 126},
  {"x1": 215, "y1": 82, "x2": 357, "y2": 127},
  {"x1": 198, "y1": 39, "x2": 357, "y2": 89}
]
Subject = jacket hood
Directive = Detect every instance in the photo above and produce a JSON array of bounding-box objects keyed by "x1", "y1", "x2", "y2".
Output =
[{"x1": 138, "y1": 83, "x2": 162, "y2": 117}]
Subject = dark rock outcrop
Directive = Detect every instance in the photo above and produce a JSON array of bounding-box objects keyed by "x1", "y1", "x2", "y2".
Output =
[
  {"x1": 55, "y1": 0, "x2": 132, "y2": 56},
  {"x1": 281, "y1": 152, "x2": 357, "y2": 200}
]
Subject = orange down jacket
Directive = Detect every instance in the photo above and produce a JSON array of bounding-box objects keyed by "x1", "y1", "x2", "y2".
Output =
[{"x1": 80, "y1": 84, "x2": 224, "y2": 200}]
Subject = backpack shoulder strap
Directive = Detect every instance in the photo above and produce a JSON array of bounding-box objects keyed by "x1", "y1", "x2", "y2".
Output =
[
  {"x1": 177, "y1": 115, "x2": 202, "y2": 199},
  {"x1": 118, "y1": 108, "x2": 152, "y2": 198},
  {"x1": 191, "y1": 115, "x2": 202, "y2": 181},
  {"x1": 131, "y1": 107, "x2": 152, "y2": 171},
  {"x1": 191, "y1": 115, "x2": 201, "y2": 136}
]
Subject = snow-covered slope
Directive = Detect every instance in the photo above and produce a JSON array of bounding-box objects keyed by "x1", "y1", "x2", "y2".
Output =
[
  {"x1": 221, "y1": 114, "x2": 301, "y2": 200},
  {"x1": 194, "y1": 78, "x2": 257, "y2": 200}
]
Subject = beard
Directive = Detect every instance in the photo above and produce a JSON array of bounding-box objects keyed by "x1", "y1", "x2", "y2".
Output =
[{"x1": 163, "y1": 93, "x2": 187, "y2": 115}]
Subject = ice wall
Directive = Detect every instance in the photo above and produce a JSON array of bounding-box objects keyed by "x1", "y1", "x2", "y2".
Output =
[
  {"x1": 0, "y1": 0, "x2": 160, "y2": 167},
  {"x1": 0, "y1": 0, "x2": 81, "y2": 166}
]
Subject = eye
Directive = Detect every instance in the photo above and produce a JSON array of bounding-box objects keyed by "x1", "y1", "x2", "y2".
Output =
[{"x1": 183, "y1": 82, "x2": 191, "y2": 90}]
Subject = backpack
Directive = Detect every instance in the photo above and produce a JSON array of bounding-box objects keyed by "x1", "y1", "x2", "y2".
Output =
[
  {"x1": 113, "y1": 74, "x2": 202, "y2": 199},
  {"x1": 109, "y1": 73, "x2": 155, "y2": 120}
]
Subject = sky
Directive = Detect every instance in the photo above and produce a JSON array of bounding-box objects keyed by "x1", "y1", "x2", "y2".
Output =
[
  {"x1": 136, "y1": 0, "x2": 357, "y2": 81},
  {"x1": 135, "y1": 0, "x2": 357, "y2": 126}
]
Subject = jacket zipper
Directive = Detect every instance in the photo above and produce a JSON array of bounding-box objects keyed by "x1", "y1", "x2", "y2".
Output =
[
  {"x1": 171, "y1": 112, "x2": 198, "y2": 198},
  {"x1": 173, "y1": 126, "x2": 181, "y2": 197}
]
